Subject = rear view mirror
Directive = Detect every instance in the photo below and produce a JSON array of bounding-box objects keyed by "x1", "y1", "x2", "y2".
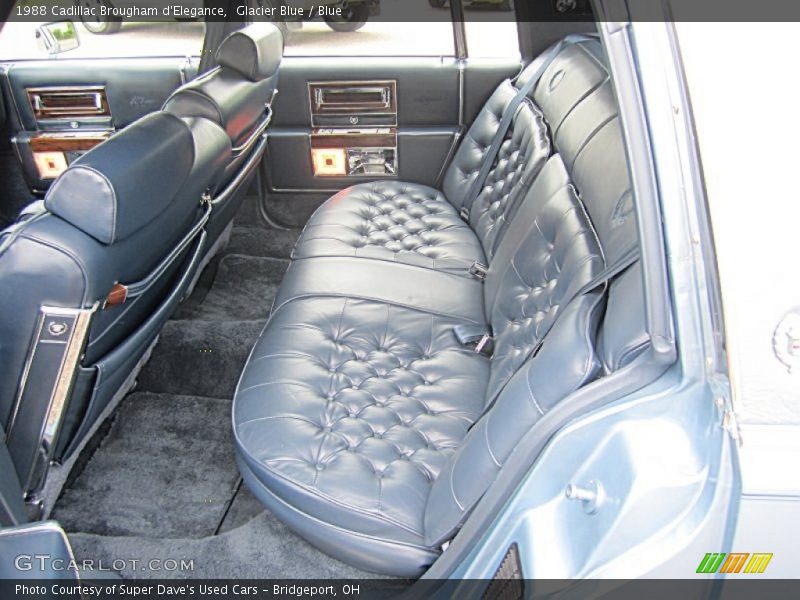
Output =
[{"x1": 36, "y1": 21, "x2": 80, "y2": 55}]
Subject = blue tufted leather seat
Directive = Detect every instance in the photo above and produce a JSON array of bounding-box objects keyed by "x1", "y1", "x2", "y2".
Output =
[
  {"x1": 292, "y1": 77, "x2": 551, "y2": 276},
  {"x1": 291, "y1": 181, "x2": 484, "y2": 276},
  {"x1": 233, "y1": 37, "x2": 646, "y2": 576}
]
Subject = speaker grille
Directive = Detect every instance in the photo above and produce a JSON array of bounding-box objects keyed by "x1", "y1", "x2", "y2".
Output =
[{"x1": 482, "y1": 542, "x2": 524, "y2": 600}]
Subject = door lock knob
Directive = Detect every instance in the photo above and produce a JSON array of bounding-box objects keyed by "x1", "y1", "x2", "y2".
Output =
[{"x1": 565, "y1": 480, "x2": 604, "y2": 514}]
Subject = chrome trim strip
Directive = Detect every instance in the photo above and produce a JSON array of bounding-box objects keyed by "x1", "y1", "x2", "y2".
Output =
[
  {"x1": 7, "y1": 305, "x2": 95, "y2": 496},
  {"x1": 232, "y1": 106, "x2": 273, "y2": 156},
  {"x1": 42, "y1": 309, "x2": 93, "y2": 450},
  {"x1": 215, "y1": 130, "x2": 270, "y2": 205},
  {"x1": 179, "y1": 55, "x2": 192, "y2": 85},
  {"x1": 0, "y1": 521, "x2": 66, "y2": 537}
]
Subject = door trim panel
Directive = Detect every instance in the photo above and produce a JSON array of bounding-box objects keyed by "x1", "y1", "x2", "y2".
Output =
[{"x1": 266, "y1": 56, "x2": 520, "y2": 196}]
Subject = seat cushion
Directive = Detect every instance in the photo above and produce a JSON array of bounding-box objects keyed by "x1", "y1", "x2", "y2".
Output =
[
  {"x1": 274, "y1": 256, "x2": 486, "y2": 325},
  {"x1": 291, "y1": 181, "x2": 485, "y2": 277},
  {"x1": 232, "y1": 295, "x2": 489, "y2": 574}
]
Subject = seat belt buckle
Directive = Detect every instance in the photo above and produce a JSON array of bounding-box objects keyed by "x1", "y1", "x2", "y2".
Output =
[
  {"x1": 469, "y1": 261, "x2": 488, "y2": 281},
  {"x1": 474, "y1": 334, "x2": 493, "y2": 356},
  {"x1": 453, "y1": 324, "x2": 494, "y2": 356},
  {"x1": 460, "y1": 206, "x2": 470, "y2": 221}
]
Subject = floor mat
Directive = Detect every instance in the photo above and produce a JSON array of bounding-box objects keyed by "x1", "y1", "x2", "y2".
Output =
[
  {"x1": 68, "y1": 510, "x2": 387, "y2": 579},
  {"x1": 225, "y1": 226, "x2": 300, "y2": 260},
  {"x1": 174, "y1": 254, "x2": 289, "y2": 321},
  {"x1": 133, "y1": 319, "x2": 265, "y2": 400},
  {"x1": 52, "y1": 393, "x2": 237, "y2": 538}
]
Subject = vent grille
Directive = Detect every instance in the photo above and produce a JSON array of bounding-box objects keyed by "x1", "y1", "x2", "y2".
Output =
[{"x1": 482, "y1": 543, "x2": 524, "y2": 600}]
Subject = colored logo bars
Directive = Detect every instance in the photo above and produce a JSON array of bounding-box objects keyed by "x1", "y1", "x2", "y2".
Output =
[{"x1": 696, "y1": 553, "x2": 773, "y2": 574}]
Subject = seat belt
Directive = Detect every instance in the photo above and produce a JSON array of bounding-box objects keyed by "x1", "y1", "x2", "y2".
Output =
[
  {"x1": 475, "y1": 246, "x2": 640, "y2": 418},
  {"x1": 458, "y1": 33, "x2": 598, "y2": 223}
]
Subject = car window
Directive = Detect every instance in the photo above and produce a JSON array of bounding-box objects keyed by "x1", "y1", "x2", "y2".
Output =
[
  {"x1": 465, "y1": 21, "x2": 520, "y2": 58},
  {"x1": 277, "y1": 1, "x2": 517, "y2": 57},
  {"x1": 1, "y1": 1, "x2": 519, "y2": 60},
  {"x1": 282, "y1": 20, "x2": 455, "y2": 57},
  {"x1": 0, "y1": 1, "x2": 205, "y2": 60}
]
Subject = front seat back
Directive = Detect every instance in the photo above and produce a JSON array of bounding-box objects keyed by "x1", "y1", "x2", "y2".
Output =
[
  {"x1": 163, "y1": 23, "x2": 283, "y2": 252},
  {"x1": 0, "y1": 111, "x2": 231, "y2": 503}
]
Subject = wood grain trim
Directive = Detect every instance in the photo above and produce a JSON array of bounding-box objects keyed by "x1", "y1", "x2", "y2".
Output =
[
  {"x1": 311, "y1": 128, "x2": 396, "y2": 149},
  {"x1": 27, "y1": 86, "x2": 110, "y2": 121},
  {"x1": 29, "y1": 131, "x2": 111, "y2": 153}
]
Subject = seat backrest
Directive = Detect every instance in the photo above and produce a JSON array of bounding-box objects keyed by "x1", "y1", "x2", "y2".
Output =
[
  {"x1": 163, "y1": 23, "x2": 283, "y2": 162},
  {"x1": 530, "y1": 38, "x2": 637, "y2": 266},
  {"x1": 441, "y1": 78, "x2": 551, "y2": 262},
  {"x1": 0, "y1": 111, "x2": 230, "y2": 495},
  {"x1": 424, "y1": 37, "x2": 647, "y2": 546},
  {"x1": 483, "y1": 155, "x2": 604, "y2": 402},
  {"x1": 163, "y1": 23, "x2": 283, "y2": 247}
]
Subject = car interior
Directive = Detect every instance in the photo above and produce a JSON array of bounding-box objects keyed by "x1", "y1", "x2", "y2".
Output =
[{"x1": 0, "y1": 6, "x2": 666, "y2": 582}]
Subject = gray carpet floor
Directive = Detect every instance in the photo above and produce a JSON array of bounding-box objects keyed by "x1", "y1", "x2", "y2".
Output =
[
  {"x1": 51, "y1": 210, "x2": 382, "y2": 578},
  {"x1": 53, "y1": 393, "x2": 236, "y2": 539},
  {"x1": 68, "y1": 510, "x2": 381, "y2": 579}
]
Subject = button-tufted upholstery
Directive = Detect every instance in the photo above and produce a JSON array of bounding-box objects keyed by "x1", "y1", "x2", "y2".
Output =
[
  {"x1": 291, "y1": 181, "x2": 484, "y2": 276},
  {"x1": 467, "y1": 93, "x2": 551, "y2": 260},
  {"x1": 233, "y1": 36, "x2": 646, "y2": 576},
  {"x1": 292, "y1": 78, "x2": 551, "y2": 275},
  {"x1": 483, "y1": 157, "x2": 603, "y2": 402},
  {"x1": 234, "y1": 297, "x2": 489, "y2": 568}
]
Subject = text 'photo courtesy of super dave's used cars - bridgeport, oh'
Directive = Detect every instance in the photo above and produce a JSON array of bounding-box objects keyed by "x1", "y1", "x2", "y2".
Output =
[{"x1": 0, "y1": 0, "x2": 798, "y2": 599}]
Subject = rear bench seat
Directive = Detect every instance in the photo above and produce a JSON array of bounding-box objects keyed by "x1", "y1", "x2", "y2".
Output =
[
  {"x1": 232, "y1": 36, "x2": 644, "y2": 576},
  {"x1": 290, "y1": 65, "x2": 550, "y2": 277}
]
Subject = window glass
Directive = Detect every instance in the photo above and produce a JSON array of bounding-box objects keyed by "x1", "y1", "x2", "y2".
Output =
[
  {"x1": 464, "y1": 21, "x2": 520, "y2": 58},
  {"x1": 282, "y1": 21, "x2": 455, "y2": 57},
  {"x1": 0, "y1": 1, "x2": 519, "y2": 60},
  {"x1": 0, "y1": 3, "x2": 205, "y2": 60}
]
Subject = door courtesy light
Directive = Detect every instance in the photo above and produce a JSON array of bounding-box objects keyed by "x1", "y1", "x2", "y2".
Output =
[
  {"x1": 33, "y1": 152, "x2": 68, "y2": 179},
  {"x1": 311, "y1": 148, "x2": 346, "y2": 176}
]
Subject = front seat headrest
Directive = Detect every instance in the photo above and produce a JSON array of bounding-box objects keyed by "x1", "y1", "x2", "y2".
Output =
[
  {"x1": 44, "y1": 112, "x2": 194, "y2": 245},
  {"x1": 216, "y1": 23, "x2": 283, "y2": 82}
]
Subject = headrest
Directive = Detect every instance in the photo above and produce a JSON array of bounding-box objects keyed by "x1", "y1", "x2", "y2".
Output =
[
  {"x1": 216, "y1": 23, "x2": 283, "y2": 82},
  {"x1": 45, "y1": 112, "x2": 194, "y2": 245}
]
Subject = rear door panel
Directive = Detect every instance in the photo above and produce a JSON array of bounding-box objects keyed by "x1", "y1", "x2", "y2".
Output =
[
  {"x1": 266, "y1": 56, "x2": 519, "y2": 192},
  {"x1": 1, "y1": 57, "x2": 198, "y2": 192}
]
